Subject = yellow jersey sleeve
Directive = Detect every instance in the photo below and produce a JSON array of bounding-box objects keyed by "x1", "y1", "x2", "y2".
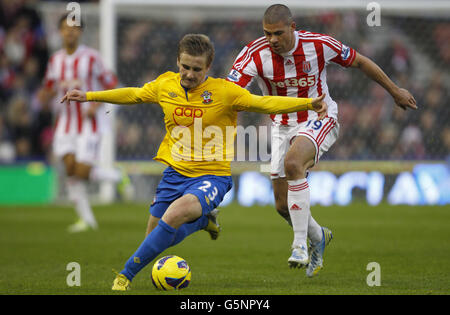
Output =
[
  {"x1": 135, "y1": 77, "x2": 162, "y2": 104},
  {"x1": 86, "y1": 87, "x2": 143, "y2": 104},
  {"x1": 224, "y1": 80, "x2": 314, "y2": 114},
  {"x1": 86, "y1": 72, "x2": 176, "y2": 104}
]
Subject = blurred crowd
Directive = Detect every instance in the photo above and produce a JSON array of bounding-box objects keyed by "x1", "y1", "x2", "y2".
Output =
[
  {"x1": 0, "y1": 1, "x2": 449, "y2": 163},
  {"x1": 0, "y1": 0, "x2": 52, "y2": 162}
]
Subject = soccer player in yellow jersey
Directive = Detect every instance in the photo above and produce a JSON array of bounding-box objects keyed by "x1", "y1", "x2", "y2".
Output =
[{"x1": 61, "y1": 34, "x2": 327, "y2": 290}]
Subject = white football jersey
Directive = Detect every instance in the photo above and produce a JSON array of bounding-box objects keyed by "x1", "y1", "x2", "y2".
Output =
[{"x1": 44, "y1": 45, "x2": 117, "y2": 135}]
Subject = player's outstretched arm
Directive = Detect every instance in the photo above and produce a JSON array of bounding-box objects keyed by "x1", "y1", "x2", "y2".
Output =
[
  {"x1": 351, "y1": 52, "x2": 417, "y2": 111},
  {"x1": 61, "y1": 88, "x2": 144, "y2": 105},
  {"x1": 236, "y1": 93, "x2": 328, "y2": 120}
]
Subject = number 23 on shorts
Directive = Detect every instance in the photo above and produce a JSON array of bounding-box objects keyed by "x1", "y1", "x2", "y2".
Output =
[{"x1": 197, "y1": 181, "x2": 218, "y2": 201}]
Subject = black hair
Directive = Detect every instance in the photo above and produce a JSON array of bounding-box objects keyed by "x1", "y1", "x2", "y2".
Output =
[{"x1": 263, "y1": 4, "x2": 293, "y2": 25}]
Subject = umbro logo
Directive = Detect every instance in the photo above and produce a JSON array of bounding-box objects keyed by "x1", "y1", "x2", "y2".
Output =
[{"x1": 290, "y1": 204, "x2": 302, "y2": 210}]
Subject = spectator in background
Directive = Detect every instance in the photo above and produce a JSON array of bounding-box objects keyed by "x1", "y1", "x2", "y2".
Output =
[
  {"x1": 0, "y1": 0, "x2": 50, "y2": 162},
  {"x1": 433, "y1": 22, "x2": 450, "y2": 66},
  {"x1": 376, "y1": 122, "x2": 400, "y2": 159},
  {"x1": 420, "y1": 109, "x2": 438, "y2": 158},
  {"x1": 0, "y1": 51, "x2": 16, "y2": 102},
  {"x1": 0, "y1": 113, "x2": 15, "y2": 163},
  {"x1": 6, "y1": 96, "x2": 33, "y2": 159},
  {"x1": 381, "y1": 37, "x2": 412, "y2": 79},
  {"x1": 398, "y1": 125, "x2": 425, "y2": 159},
  {"x1": 441, "y1": 127, "x2": 450, "y2": 160}
]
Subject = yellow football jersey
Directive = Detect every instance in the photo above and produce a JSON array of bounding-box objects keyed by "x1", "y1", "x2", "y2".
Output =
[{"x1": 86, "y1": 71, "x2": 314, "y2": 177}]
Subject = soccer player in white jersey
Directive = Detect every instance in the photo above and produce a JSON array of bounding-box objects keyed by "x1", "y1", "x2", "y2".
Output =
[
  {"x1": 39, "y1": 14, "x2": 132, "y2": 233},
  {"x1": 228, "y1": 4, "x2": 417, "y2": 276}
]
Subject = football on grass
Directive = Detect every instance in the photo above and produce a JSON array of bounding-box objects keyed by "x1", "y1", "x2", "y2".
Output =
[{"x1": 151, "y1": 255, "x2": 191, "y2": 290}]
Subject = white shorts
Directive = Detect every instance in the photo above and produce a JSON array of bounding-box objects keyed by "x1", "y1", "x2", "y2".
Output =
[
  {"x1": 53, "y1": 131, "x2": 101, "y2": 165},
  {"x1": 270, "y1": 117, "x2": 339, "y2": 179}
]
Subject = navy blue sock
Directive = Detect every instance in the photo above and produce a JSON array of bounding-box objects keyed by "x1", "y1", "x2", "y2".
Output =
[
  {"x1": 172, "y1": 215, "x2": 208, "y2": 246},
  {"x1": 121, "y1": 219, "x2": 176, "y2": 281}
]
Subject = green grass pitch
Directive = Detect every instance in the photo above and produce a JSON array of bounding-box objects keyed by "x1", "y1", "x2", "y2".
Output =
[{"x1": 0, "y1": 201, "x2": 449, "y2": 295}]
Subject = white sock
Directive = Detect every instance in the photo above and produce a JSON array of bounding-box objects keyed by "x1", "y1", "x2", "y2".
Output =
[
  {"x1": 308, "y1": 215, "x2": 323, "y2": 245},
  {"x1": 89, "y1": 166, "x2": 121, "y2": 183},
  {"x1": 66, "y1": 177, "x2": 78, "y2": 203},
  {"x1": 66, "y1": 178, "x2": 98, "y2": 228},
  {"x1": 287, "y1": 178, "x2": 310, "y2": 250}
]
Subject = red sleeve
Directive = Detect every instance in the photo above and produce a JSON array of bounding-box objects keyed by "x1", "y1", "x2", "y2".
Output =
[
  {"x1": 330, "y1": 43, "x2": 356, "y2": 67},
  {"x1": 93, "y1": 54, "x2": 118, "y2": 89},
  {"x1": 99, "y1": 70, "x2": 118, "y2": 90},
  {"x1": 226, "y1": 42, "x2": 262, "y2": 88},
  {"x1": 311, "y1": 31, "x2": 357, "y2": 68}
]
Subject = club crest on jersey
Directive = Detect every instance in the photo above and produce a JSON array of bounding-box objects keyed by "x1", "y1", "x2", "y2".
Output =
[
  {"x1": 302, "y1": 61, "x2": 311, "y2": 74},
  {"x1": 201, "y1": 91, "x2": 213, "y2": 104}
]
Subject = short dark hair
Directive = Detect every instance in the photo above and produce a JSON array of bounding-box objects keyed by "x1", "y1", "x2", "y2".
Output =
[
  {"x1": 177, "y1": 34, "x2": 215, "y2": 67},
  {"x1": 58, "y1": 12, "x2": 84, "y2": 29},
  {"x1": 263, "y1": 4, "x2": 293, "y2": 25}
]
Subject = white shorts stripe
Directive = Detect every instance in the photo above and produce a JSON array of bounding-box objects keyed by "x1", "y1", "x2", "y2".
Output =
[{"x1": 316, "y1": 119, "x2": 336, "y2": 147}]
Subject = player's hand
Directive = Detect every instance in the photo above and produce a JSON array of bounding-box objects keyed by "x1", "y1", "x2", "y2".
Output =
[
  {"x1": 392, "y1": 88, "x2": 417, "y2": 110},
  {"x1": 60, "y1": 89, "x2": 87, "y2": 104},
  {"x1": 311, "y1": 94, "x2": 328, "y2": 120}
]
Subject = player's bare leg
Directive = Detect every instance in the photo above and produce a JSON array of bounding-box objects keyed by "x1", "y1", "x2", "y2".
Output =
[
  {"x1": 64, "y1": 152, "x2": 133, "y2": 200},
  {"x1": 63, "y1": 153, "x2": 76, "y2": 177},
  {"x1": 147, "y1": 203, "x2": 219, "y2": 240},
  {"x1": 63, "y1": 153, "x2": 107, "y2": 181},
  {"x1": 284, "y1": 136, "x2": 315, "y2": 180},
  {"x1": 272, "y1": 178, "x2": 291, "y2": 226},
  {"x1": 146, "y1": 215, "x2": 160, "y2": 236},
  {"x1": 162, "y1": 193, "x2": 213, "y2": 244},
  {"x1": 73, "y1": 162, "x2": 92, "y2": 180},
  {"x1": 161, "y1": 194, "x2": 203, "y2": 229}
]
